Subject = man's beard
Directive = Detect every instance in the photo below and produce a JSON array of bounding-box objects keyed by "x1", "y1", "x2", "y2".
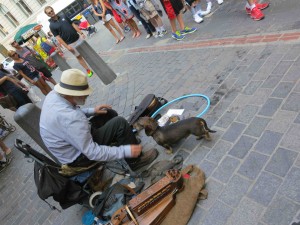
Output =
[{"x1": 73, "y1": 97, "x2": 86, "y2": 105}]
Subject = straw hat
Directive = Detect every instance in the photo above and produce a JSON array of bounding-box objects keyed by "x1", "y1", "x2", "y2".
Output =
[{"x1": 54, "y1": 69, "x2": 92, "y2": 96}]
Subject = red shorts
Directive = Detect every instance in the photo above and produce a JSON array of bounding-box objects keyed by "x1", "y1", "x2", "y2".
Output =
[
  {"x1": 163, "y1": 0, "x2": 176, "y2": 20},
  {"x1": 49, "y1": 47, "x2": 56, "y2": 55}
]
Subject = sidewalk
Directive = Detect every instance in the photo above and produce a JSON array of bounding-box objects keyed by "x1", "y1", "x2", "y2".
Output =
[{"x1": 1, "y1": 0, "x2": 300, "y2": 224}]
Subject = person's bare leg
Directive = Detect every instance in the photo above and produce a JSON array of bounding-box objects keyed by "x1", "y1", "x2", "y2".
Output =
[
  {"x1": 169, "y1": 18, "x2": 177, "y2": 33},
  {"x1": 35, "y1": 79, "x2": 50, "y2": 95},
  {"x1": 154, "y1": 15, "x2": 163, "y2": 27},
  {"x1": 176, "y1": 13, "x2": 185, "y2": 30},
  {"x1": 110, "y1": 19, "x2": 124, "y2": 38},
  {"x1": 128, "y1": 19, "x2": 141, "y2": 37},
  {"x1": 76, "y1": 55, "x2": 90, "y2": 71},
  {"x1": 0, "y1": 140, "x2": 11, "y2": 155},
  {"x1": 48, "y1": 77, "x2": 57, "y2": 85},
  {"x1": 105, "y1": 22, "x2": 120, "y2": 42}
]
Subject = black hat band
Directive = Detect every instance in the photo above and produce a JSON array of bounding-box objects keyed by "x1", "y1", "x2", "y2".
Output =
[{"x1": 59, "y1": 81, "x2": 89, "y2": 91}]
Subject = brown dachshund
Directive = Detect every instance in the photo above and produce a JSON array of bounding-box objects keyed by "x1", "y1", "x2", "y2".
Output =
[{"x1": 136, "y1": 117, "x2": 216, "y2": 154}]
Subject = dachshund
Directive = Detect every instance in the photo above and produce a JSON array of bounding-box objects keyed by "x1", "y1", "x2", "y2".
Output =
[{"x1": 136, "y1": 117, "x2": 216, "y2": 154}]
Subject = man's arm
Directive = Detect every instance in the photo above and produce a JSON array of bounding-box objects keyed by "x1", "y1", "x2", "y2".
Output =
[{"x1": 71, "y1": 22, "x2": 86, "y2": 39}]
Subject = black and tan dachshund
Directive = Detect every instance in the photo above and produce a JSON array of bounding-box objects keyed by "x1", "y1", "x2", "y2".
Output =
[{"x1": 136, "y1": 117, "x2": 216, "y2": 154}]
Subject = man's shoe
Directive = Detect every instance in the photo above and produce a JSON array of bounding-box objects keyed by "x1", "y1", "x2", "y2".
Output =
[
  {"x1": 194, "y1": 14, "x2": 204, "y2": 23},
  {"x1": 217, "y1": 0, "x2": 223, "y2": 5},
  {"x1": 0, "y1": 158, "x2": 12, "y2": 173},
  {"x1": 180, "y1": 26, "x2": 197, "y2": 35},
  {"x1": 87, "y1": 69, "x2": 93, "y2": 77},
  {"x1": 172, "y1": 31, "x2": 185, "y2": 40},
  {"x1": 250, "y1": 7, "x2": 264, "y2": 21},
  {"x1": 146, "y1": 33, "x2": 152, "y2": 39},
  {"x1": 127, "y1": 148, "x2": 158, "y2": 171},
  {"x1": 246, "y1": 1, "x2": 269, "y2": 14}
]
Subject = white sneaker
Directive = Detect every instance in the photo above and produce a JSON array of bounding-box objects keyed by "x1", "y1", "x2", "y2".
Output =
[
  {"x1": 153, "y1": 32, "x2": 159, "y2": 38},
  {"x1": 197, "y1": 9, "x2": 210, "y2": 17},
  {"x1": 138, "y1": 21, "x2": 143, "y2": 26},
  {"x1": 158, "y1": 31, "x2": 164, "y2": 37},
  {"x1": 217, "y1": 0, "x2": 223, "y2": 4},
  {"x1": 146, "y1": 34, "x2": 152, "y2": 39},
  {"x1": 207, "y1": 2, "x2": 212, "y2": 12},
  {"x1": 194, "y1": 14, "x2": 204, "y2": 23}
]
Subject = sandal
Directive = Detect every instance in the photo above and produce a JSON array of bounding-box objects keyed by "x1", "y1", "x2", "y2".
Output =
[
  {"x1": 120, "y1": 36, "x2": 125, "y2": 42},
  {"x1": 136, "y1": 32, "x2": 141, "y2": 38},
  {"x1": 116, "y1": 39, "x2": 120, "y2": 44},
  {"x1": 132, "y1": 33, "x2": 137, "y2": 38}
]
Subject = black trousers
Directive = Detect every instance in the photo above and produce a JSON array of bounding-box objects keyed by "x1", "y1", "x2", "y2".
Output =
[
  {"x1": 69, "y1": 109, "x2": 138, "y2": 167},
  {"x1": 129, "y1": 5, "x2": 156, "y2": 34}
]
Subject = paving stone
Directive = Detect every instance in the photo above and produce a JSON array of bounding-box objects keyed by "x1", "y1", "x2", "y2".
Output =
[
  {"x1": 219, "y1": 175, "x2": 252, "y2": 207},
  {"x1": 221, "y1": 122, "x2": 247, "y2": 143},
  {"x1": 261, "y1": 76, "x2": 282, "y2": 89},
  {"x1": 282, "y1": 48, "x2": 300, "y2": 61},
  {"x1": 295, "y1": 113, "x2": 300, "y2": 124},
  {"x1": 226, "y1": 198, "x2": 265, "y2": 225},
  {"x1": 212, "y1": 156, "x2": 240, "y2": 183},
  {"x1": 271, "y1": 61, "x2": 293, "y2": 75},
  {"x1": 278, "y1": 167, "x2": 300, "y2": 204},
  {"x1": 258, "y1": 98, "x2": 283, "y2": 117},
  {"x1": 199, "y1": 160, "x2": 218, "y2": 177},
  {"x1": 202, "y1": 201, "x2": 233, "y2": 225},
  {"x1": 246, "y1": 60, "x2": 265, "y2": 73},
  {"x1": 188, "y1": 206, "x2": 206, "y2": 225},
  {"x1": 254, "y1": 130, "x2": 283, "y2": 155},
  {"x1": 236, "y1": 105, "x2": 260, "y2": 124},
  {"x1": 294, "y1": 81, "x2": 300, "y2": 92},
  {"x1": 283, "y1": 66, "x2": 300, "y2": 82},
  {"x1": 199, "y1": 179, "x2": 224, "y2": 209},
  {"x1": 271, "y1": 82, "x2": 295, "y2": 98},
  {"x1": 280, "y1": 124, "x2": 300, "y2": 152},
  {"x1": 216, "y1": 111, "x2": 239, "y2": 129},
  {"x1": 267, "y1": 110, "x2": 298, "y2": 133},
  {"x1": 244, "y1": 116, "x2": 271, "y2": 137},
  {"x1": 182, "y1": 135, "x2": 203, "y2": 152},
  {"x1": 228, "y1": 135, "x2": 257, "y2": 159},
  {"x1": 238, "y1": 151, "x2": 269, "y2": 180},
  {"x1": 243, "y1": 81, "x2": 261, "y2": 95},
  {"x1": 186, "y1": 146, "x2": 211, "y2": 165},
  {"x1": 265, "y1": 148, "x2": 298, "y2": 177},
  {"x1": 262, "y1": 196, "x2": 300, "y2": 225},
  {"x1": 282, "y1": 92, "x2": 300, "y2": 112},
  {"x1": 206, "y1": 140, "x2": 232, "y2": 164},
  {"x1": 248, "y1": 172, "x2": 283, "y2": 206},
  {"x1": 248, "y1": 88, "x2": 273, "y2": 106},
  {"x1": 202, "y1": 129, "x2": 224, "y2": 149}
]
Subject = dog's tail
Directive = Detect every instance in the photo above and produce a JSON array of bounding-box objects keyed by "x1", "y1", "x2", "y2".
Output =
[{"x1": 200, "y1": 119, "x2": 217, "y2": 133}]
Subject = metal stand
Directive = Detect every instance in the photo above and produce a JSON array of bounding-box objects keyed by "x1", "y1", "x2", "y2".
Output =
[
  {"x1": 14, "y1": 103, "x2": 60, "y2": 164},
  {"x1": 50, "y1": 51, "x2": 71, "y2": 71},
  {"x1": 75, "y1": 40, "x2": 117, "y2": 85}
]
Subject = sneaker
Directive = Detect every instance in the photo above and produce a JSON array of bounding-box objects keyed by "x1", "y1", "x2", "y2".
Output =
[
  {"x1": 138, "y1": 21, "x2": 143, "y2": 26},
  {"x1": 161, "y1": 30, "x2": 168, "y2": 35},
  {"x1": 246, "y1": 1, "x2": 269, "y2": 14},
  {"x1": 250, "y1": 7, "x2": 264, "y2": 21},
  {"x1": 158, "y1": 31, "x2": 164, "y2": 37},
  {"x1": 197, "y1": 9, "x2": 210, "y2": 17},
  {"x1": 146, "y1": 33, "x2": 152, "y2": 39},
  {"x1": 180, "y1": 26, "x2": 197, "y2": 35},
  {"x1": 87, "y1": 69, "x2": 93, "y2": 77},
  {"x1": 126, "y1": 148, "x2": 158, "y2": 171},
  {"x1": 171, "y1": 31, "x2": 185, "y2": 40},
  {"x1": 124, "y1": 26, "x2": 131, "y2": 33},
  {"x1": 153, "y1": 32, "x2": 159, "y2": 38},
  {"x1": 217, "y1": 0, "x2": 223, "y2": 4},
  {"x1": 0, "y1": 158, "x2": 12, "y2": 173},
  {"x1": 194, "y1": 14, "x2": 204, "y2": 23}
]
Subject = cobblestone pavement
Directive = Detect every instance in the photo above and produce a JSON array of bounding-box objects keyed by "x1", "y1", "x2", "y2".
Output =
[{"x1": 1, "y1": 0, "x2": 300, "y2": 224}]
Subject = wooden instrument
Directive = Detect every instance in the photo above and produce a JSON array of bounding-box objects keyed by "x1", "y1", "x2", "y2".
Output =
[{"x1": 109, "y1": 169, "x2": 183, "y2": 225}]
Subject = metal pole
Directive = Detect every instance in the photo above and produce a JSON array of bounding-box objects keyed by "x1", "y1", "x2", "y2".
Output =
[
  {"x1": 75, "y1": 40, "x2": 117, "y2": 85},
  {"x1": 50, "y1": 51, "x2": 71, "y2": 71},
  {"x1": 14, "y1": 103, "x2": 60, "y2": 164}
]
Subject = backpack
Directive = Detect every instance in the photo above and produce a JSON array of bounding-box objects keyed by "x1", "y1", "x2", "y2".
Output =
[
  {"x1": 127, "y1": 94, "x2": 168, "y2": 126},
  {"x1": 39, "y1": 38, "x2": 53, "y2": 55}
]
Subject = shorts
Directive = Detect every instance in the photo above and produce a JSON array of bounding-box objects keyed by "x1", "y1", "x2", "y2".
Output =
[
  {"x1": 68, "y1": 38, "x2": 83, "y2": 57},
  {"x1": 163, "y1": 0, "x2": 177, "y2": 20},
  {"x1": 38, "y1": 67, "x2": 52, "y2": 78},
  {"x1": 102, "y1": 14, "x2": 112, "y2": 24}
]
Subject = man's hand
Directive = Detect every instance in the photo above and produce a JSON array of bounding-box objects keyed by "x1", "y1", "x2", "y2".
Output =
[
  {"x1": 94, "y1": 104, "x2": 112, "y2": 114},
  {"x1": 130, "y1": 145, "x2": 142, "y2": 158}
]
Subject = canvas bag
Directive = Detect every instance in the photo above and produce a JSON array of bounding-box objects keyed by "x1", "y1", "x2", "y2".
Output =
[{"x1": 161, "y1": 165, "x2": 208, "y2": 225}]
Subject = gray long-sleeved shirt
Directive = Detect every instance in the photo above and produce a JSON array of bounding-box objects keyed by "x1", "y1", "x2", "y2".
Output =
[{"x1": 40, "y1": 90, "x2": 131, "y2": 164}]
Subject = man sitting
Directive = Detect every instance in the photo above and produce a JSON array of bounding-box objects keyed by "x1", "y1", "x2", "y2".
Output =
[{"x1": 39, "y1": 69, "x2": 158, "y2": 174}]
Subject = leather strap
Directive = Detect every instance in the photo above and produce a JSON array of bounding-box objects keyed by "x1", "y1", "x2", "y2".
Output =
[{"x1": 125, "y1": 205, "x2": 139, "y2": 225}]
